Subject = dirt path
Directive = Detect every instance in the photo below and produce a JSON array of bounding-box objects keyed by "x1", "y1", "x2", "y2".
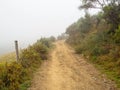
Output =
[{"x1": 29, "y1": 41, "x2": 117, "y2": 90}]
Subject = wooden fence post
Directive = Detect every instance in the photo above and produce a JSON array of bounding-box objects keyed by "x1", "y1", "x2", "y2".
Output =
[{"x1": 15, "y1": 40, "x2": 19, "y2": 61}]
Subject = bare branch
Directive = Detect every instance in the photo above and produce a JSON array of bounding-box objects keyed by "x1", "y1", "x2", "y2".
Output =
[
  {"x1": 96, "y1": 0, "x2": 104, "y2": 8},
  {"x1": 103, "y1": 0, "x2": 106, "y2": 5}
]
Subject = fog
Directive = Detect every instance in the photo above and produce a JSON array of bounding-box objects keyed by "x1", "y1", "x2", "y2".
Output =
[{"x1": 0, "y1": 0, "x2": 99, "y2": 55}]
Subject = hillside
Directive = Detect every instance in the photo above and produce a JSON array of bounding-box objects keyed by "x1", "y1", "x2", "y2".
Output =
[
  {"x1": 65, "y1": 1, "x2": 120, "y2": 87},
  {"x1": 0, "y1": 52, "x2": 16, "y2": 63}
]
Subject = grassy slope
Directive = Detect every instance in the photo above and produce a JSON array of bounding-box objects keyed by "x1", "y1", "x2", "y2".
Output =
[{"x1": 0, "y1": 52, "x2": 16, "y2": 64}]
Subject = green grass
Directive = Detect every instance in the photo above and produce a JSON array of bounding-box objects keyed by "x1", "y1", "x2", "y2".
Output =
[
  {"x1": 19, "y1": 80, "x2": 31, "y2": 90},
  {"x1": 88, "y1": 59, "x2": 120, "y2": 88}
]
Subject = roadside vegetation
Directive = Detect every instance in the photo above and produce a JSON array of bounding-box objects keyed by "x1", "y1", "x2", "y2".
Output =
[
  {"x1": 66, "y1": 0, "x2": 120, "y2": 88},
  {"x1": 0, "y1": 52, "x2": 16, "y2": 64},
  {"x1": 0, "y1": 37, "x2": 55, "y2": 90}
]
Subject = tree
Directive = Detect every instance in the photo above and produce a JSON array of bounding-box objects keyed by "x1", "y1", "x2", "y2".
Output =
[
  {"x1": 79, "y1": 0, "x2": 120, "y2": 32},
  {"x1": 79, "y1": 0, "x2": 120, "y2": 10},
  {"x1": 49, "y1": 36, "x2": 56, "y2": 42},
  {"x1": 103, "y1": 4, "x2": 120, "y2": 32}
]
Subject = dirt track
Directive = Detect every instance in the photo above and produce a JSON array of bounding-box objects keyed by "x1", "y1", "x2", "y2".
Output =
[{"x1": 29, "y1": 41, "x2": 117, "y2": 90}]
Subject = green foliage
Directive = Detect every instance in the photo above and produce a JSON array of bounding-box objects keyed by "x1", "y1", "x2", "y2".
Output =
[
  {"x1": 49, "y1": 36, "x2": 56, "y2": 42},
  {"x1": 33, "y1": 43, "x2": 48, "y2": 54},
  {"x1": 0, "y1": 62, "x2": 26, "y2": 90},
  {"x1": 114, "y1": 25, "x2": 120, "y2": 43},
  {"x1": 66, "y1": 13, "x2": 98, "y2": 46},
  {"x1": 57, "y1": 33, "x2": 67, "y2": 40},
  {"x1": 38, "y1": 38, "x2": 52, "y2": 48},
  {"x1": 103, "y1": 4, "x2": 120, "y2": 32},
  {"x1": 80, "y1": 0, "x2": 120, "y2": 33},
  {"x1": 0, "y1": 37, "x2": 53, "y2": 90},
  {"x1": 75, "y1": 45, "x2": 83, "y2": 54},
  {"x1": 80, "y1": 13, "x2": 93, "y2": 33},
  {"x1": 19, "y1": 80, "x2": 31, "y2": 90},
  {"x1": 66, "y1": 8, "x2": 120, "y2": 87},
  {"x1": 20, "y1": 48, "x2": 41, "y2": 68}
]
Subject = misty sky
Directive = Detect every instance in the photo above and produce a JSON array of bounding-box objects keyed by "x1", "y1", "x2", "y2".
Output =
[{"x1": 0, "y1": 0, "x2": 99, "y2": 55}]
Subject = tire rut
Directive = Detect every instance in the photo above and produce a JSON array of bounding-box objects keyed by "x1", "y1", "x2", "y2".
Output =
[{"x1": 29, "y1": 40, "x2": 117, "y2": 90}]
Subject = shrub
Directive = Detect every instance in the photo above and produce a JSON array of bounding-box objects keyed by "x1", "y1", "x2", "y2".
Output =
[
  {"x1": 114, "y1": 25, "x2": 120, "y2": 44},
  {"x1": 0, "y1": 37, "x2": 53, "y2": 90},
  {"x1": 75, "y1": 45, "x2": 83, "y2": 54},
  {"x1": 39, "y1": 38, "x2": 51, "y2": 48},
  {"x1": 20, "y1": 48, "x2": 41, "y2": 68},
  {"x1": 33, "y1": 43, "x2": 48, "y2": 60},
  {"x1": 0, "y1": 62, "x2": 26, "y2": 90}
]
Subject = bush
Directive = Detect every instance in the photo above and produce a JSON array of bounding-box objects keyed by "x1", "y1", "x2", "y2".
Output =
[
  {"x1": 20, "y1": 48, "x2": 41, "y2": 68},
  {"x1": 0, "y1": 37, "x2": 53, "y2": 90},
  {"x1": 114, "y1": 25, "x2": 120, "y2": 43},
  {"x1": 0, "y1": 62, "x2": 26, "y2": 90},
  {"x1": 39, "y1": 38, "x2": 51, "y2": 48},
  {"x1": 33, "y1": 43, "x2": 48, "y2": 60},
  {"x1": 65, "y1": 8, "x2": 120, "y2": 87},
  {"x1": 75, "y1": 45, "x2": 83, "y2": 54}
]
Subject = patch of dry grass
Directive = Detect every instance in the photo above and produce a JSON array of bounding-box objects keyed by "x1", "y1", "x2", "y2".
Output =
[{"x1": 0, "y1": 52, "x2": 16, "y2": 64}]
